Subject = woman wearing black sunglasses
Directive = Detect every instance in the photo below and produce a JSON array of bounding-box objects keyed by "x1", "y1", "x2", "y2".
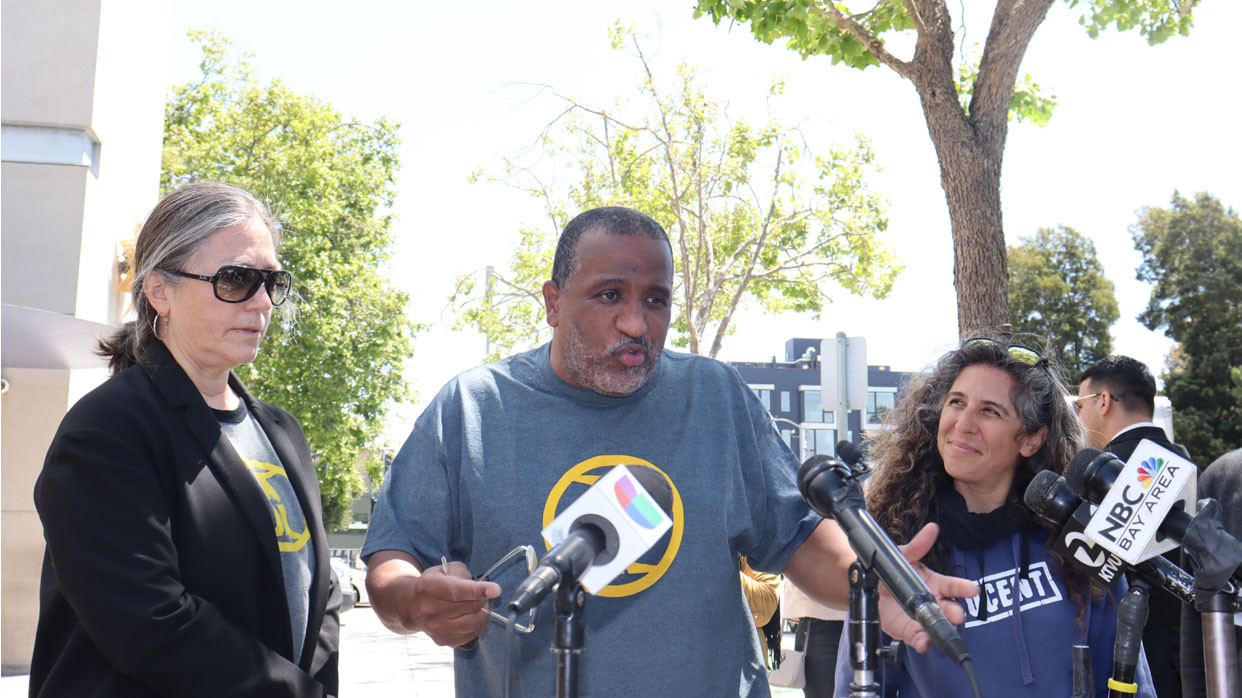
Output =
[
  {"x1": 29, "y1": 182, "x2": 339, "y2": 697},
  {"x1": 829, "y1": 336, "x2": 1156, "y2": 697}
]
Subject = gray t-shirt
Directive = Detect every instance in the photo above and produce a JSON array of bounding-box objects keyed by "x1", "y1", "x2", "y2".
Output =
[
  {"x1": 363, "y1": 344, "x2": 820, "y2": 697},
  {"x1": 216, "y1": 402, "x2": 315, "y2": 665}
]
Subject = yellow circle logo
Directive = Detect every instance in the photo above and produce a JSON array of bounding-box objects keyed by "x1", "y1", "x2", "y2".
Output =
[{"x1": 542, "y1": 455, "x2": 683, "y2": 597}]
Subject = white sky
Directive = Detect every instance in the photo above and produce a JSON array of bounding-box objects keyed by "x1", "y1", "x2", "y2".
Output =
[{"x1": 166, "y1": 0, "x2": 1242, "y2": 447}]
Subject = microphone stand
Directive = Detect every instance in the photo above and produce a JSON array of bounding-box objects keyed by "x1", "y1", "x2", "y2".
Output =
[
  {"x1": 848, "y1": 560, "x2": 882, "y2": 698},
  {"x1": 551, "y1": 580, "x2": 587, "y2": 698},
  {"x1": 1199, "y1": 591, "x2": 1238, "y2": 698},
  {"x1": 1072, "y1": 645, "x2": 1096, "y2": 698},
  {"x1": 1108, "y1": 579, "x2": 1149, "y2": 698}
]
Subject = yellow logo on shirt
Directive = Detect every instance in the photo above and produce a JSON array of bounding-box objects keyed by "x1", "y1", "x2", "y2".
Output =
[
  {"x1": 244, "y1": 459, "x2": 311, "y2": 552},
  {"x1": 542, "y1": 456, "x2": 683, "y2": 597}
]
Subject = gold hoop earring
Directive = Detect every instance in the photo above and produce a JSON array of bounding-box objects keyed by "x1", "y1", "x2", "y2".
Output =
[{"x1": 152, "y1": 314, "x2": 168, "y2": 340}]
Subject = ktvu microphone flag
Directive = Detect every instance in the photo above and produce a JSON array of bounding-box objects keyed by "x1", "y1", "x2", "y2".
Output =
[
  {"x1": 542, "y1": 465, "x2": 673, "y2": 594},
  {"x1": 1084, "y1": 440, "x2": 1198, "y2": 565}
]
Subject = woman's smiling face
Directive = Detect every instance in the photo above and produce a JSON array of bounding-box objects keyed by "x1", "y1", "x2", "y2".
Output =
[{"x1": 937, "y1": 364, "x2": 1047, "y2": 496}]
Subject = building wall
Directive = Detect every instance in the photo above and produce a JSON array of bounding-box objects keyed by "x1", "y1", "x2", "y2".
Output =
[
  {"x1": 1, "y1": 162, "x2": 92, "y2": 314},
  {"x1": 1, "y1": 0, "x2": 170, "y2": 672},
  {"x1": 731, "y1": 338, "x2": 913, "y2": 462}
]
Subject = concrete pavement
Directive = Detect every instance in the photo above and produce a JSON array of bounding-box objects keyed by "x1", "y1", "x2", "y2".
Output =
[
  {"x1": 0, "y1": 606, "x2": 457, "y2": 698},
  {"x1": 1, "y1": 608, "x2": 803, "y2": 696},
  {"x1": 337, "y1": 603, "x2": 455, "y2": 696}
]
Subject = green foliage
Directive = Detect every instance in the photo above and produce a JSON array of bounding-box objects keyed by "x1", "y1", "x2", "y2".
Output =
[
  {"x1": 1133, "y1": 192, "x2": 1242, "y2": 464},
  {"x1": 696, "y1": 0, "x2": 1195, "y2": 120},
  {"x1": 1070, "y1": 0, "x2": 1196, "y2": 44},
  {"x1": 957, "y1": 61, "x2": 1057, "y2": 126},
  {"x1": 694, "y1": 0, "x2": 913, "y2": 68},
  {"x1": 163, "y1": 31, "x2": 418, "y2": 529},
  {"x1": 694, "y1": 0, "x2": 1198, "y2": 334},
  {"x1": 453, "y1": 25, "x2": 900, "y2": 359},
  {"x1": 1008, "y1": 226, "x2": 1118, "y2": 381}
]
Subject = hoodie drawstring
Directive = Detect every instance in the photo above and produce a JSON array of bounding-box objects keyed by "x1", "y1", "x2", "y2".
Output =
[{"x1": 1010, "y1": 535, "x2": 1035, "y2": 685}]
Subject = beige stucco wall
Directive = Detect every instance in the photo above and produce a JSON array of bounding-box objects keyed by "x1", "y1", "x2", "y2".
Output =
[
  {"x1": 1, "y1": 162, "x2": 91, "y2": 315},
  {"x1": 0, "y1": 0, "x2": 102, "y2": 128},
  {"x1": 1, "y1": 0, "x2": 170, "y2": 673},
  {"x1": 1, "y1": 369, "x2": 72, "y2": 672}
]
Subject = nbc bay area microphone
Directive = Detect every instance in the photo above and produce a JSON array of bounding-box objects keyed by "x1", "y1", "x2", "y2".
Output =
[
  {"x1": 1065, "y1": 447, "x2": 1242, "y2": 594},
  {"x1": 508, "y1": 464, "x2": 673, "y2": 614},
  {"x1": 1066, "y1": 447, "x2": 1193, "y2": 544},
  {"x1": 1023, "y1": 469, "x2": 1197, "y2": 606},
  {"x1": 797, "y1": 455, "x2": 971, "y2": 667}
]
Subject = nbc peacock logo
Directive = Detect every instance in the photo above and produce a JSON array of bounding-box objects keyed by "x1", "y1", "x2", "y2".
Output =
[{"x1": 1137, "y1": 457, "x2": 1165, "y2": 488}]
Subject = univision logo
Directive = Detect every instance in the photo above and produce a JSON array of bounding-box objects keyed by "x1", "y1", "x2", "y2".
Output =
[
  {"x1": 614, "y1": 475, "x2": 664, "y2": 529},
  {"x1": 1136, "y1": 457, "x2": 1165, "y2": 488}
]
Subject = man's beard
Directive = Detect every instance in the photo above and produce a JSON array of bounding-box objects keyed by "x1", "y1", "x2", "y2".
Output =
[{"x1": 560, "y1": 325, "x2": 662, "y2": 397}]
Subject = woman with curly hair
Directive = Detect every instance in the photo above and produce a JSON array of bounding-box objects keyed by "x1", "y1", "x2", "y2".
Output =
[{"x1": 832, "y1": 337, "x2": 1155, "y2": 697}]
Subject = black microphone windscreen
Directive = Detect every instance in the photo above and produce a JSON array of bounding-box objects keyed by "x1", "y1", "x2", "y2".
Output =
[
  {"x1": 1023, "y1": 470, "x2": 1064, "y2": 516},
  {"x1": 630, "y1": 465, "x2": 674, "y2": 514},
  {"x1": 1064, "y1": 448, "x2": 1104, "y2": 496},
  {"x1": 797, "y1": 454, "x2": 838, "y2": 488},
  {"x1": 837, "y1": 440, "x2": 864, "y2": 467}
]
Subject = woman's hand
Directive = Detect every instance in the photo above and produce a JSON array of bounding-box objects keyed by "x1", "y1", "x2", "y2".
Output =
[
  {"x1": 877, "y1": 523, "x2": 978, "y2": 652},
  {"x1": 785, "y1": 520, "x2": 978, "y2": 653}
]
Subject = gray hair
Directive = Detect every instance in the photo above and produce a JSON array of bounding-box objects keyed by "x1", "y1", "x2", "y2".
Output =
[{"x1": 98, "y1": 182, "x2": 281, "y2": 373}]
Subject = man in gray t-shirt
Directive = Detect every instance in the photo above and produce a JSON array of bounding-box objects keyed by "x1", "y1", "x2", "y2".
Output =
[{"x1": 364, "y1": 207, "x2": 978, "y2": 697}]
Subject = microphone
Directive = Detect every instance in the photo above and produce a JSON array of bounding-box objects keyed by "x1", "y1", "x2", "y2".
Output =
[
  {"x1": 836, "y1": 440, "x2": 870, "y2": 477},
  {"x1": 508, "y1": 526, "x2": 607, "y2": 614},
  {"x1": 1065, "y1": 447, "x2": 1242, "y2": 593},
  {"x1": 1109, "y1": 583, "x2": 1149, "y2": 698},
  {"x1": 508, "y1": 465, "x2": 673, "y2": 614},
  {"x1": 1023, "y1": 470, "x2": 1197, "y2": 606},
  {"x1": 1065, "y1": 448, "x2": 1194, "y2": 545},
  {"x1": 797, "y1": 455, "x2": 971, "y2": 667}
]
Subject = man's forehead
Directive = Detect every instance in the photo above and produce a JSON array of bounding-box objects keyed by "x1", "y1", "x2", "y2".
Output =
[{"x1": 572, "y1": 231, "x2": 672, "y2": 277}]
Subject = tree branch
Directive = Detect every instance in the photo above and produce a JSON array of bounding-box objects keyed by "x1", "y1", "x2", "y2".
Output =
[
  {"x1": 810, "y1": 2, "x2": 915, "y2": 79},
  {"x1": 970, "y1": 0, "x2": 1056, "y2": 152}
]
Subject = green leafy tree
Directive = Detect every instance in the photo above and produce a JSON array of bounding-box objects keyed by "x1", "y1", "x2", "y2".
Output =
[
  {"x1": 1133, "y1": 191, "x2": 1242, "y2": 464},
  {"x1": 453, "y1": 25, "x2": 901, "y2": 359},
  {"x1": 693, "y1": 0, "x2": 1197, "y2": 336},
  {"x1": 163, "y1": 31, "x2": 417, "y2": 529},
  {"x1": 1008, "y1": 225, "x2": 1118, "y2": 381}
]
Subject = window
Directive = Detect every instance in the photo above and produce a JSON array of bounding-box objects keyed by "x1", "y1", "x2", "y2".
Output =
[
  {"x1": 800, "y1": 389, "x2": 836, "y2": 425},
  {"x1": 779, "y1": 429, "x2": 792, "y2": 449},
  {"x1": 802, "y1": 389, "x2": 822, "y2": 423},
  {"x1": 751, "y1": 388, "x2": 772, "y2": 410},
  {"x1": 780, "y1": 391, "x2": 791, "y2": 413},
  {"x1": 866, "y1": 390, "x2": 896, "y2": 425},
  {"x1": 803, "y1": 428, "x2": 837, "y2": 457}
]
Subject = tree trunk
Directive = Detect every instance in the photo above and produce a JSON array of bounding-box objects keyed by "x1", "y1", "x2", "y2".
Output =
[
  {"x1": 933, "y1": 125, "x2": 1011, "y2": 337},
  {"x1": 901, "y1": 0, "x2": 1055, "y2": 337}
]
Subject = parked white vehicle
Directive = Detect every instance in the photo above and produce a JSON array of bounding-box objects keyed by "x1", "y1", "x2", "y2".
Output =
[{"x1": 330, "y1": 557, "x2": 358, "y2": 612}]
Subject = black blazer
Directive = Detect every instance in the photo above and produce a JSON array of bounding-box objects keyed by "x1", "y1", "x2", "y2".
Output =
[
  {"x1": 30, "y1": 342, "x2": 339, "y2": 697},
  {"x1": 1105, "y1": 424, "x2": 1190, "y2": 462}
]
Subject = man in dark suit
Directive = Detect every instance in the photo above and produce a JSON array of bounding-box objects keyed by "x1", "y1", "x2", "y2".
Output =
[
  {"x1": 1076, "y1": 355, "x2": 1191, "y2": 698},
  {"x1": 1180, "y1": 448, "x2": 1242, "y2": 698}
]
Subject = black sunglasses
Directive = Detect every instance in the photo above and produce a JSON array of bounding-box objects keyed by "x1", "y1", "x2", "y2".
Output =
[
  {"x1": 962, "y1": 337, "x2": 1048, "y2": 370},
  {"x1": 162, "y1": 265, "x2": 293, "y2": 306}
]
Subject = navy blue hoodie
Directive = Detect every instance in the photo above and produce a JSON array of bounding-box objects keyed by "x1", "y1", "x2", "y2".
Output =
[{"x1": 832, "y1": 527, "x2": 1156, "y2": 697}]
